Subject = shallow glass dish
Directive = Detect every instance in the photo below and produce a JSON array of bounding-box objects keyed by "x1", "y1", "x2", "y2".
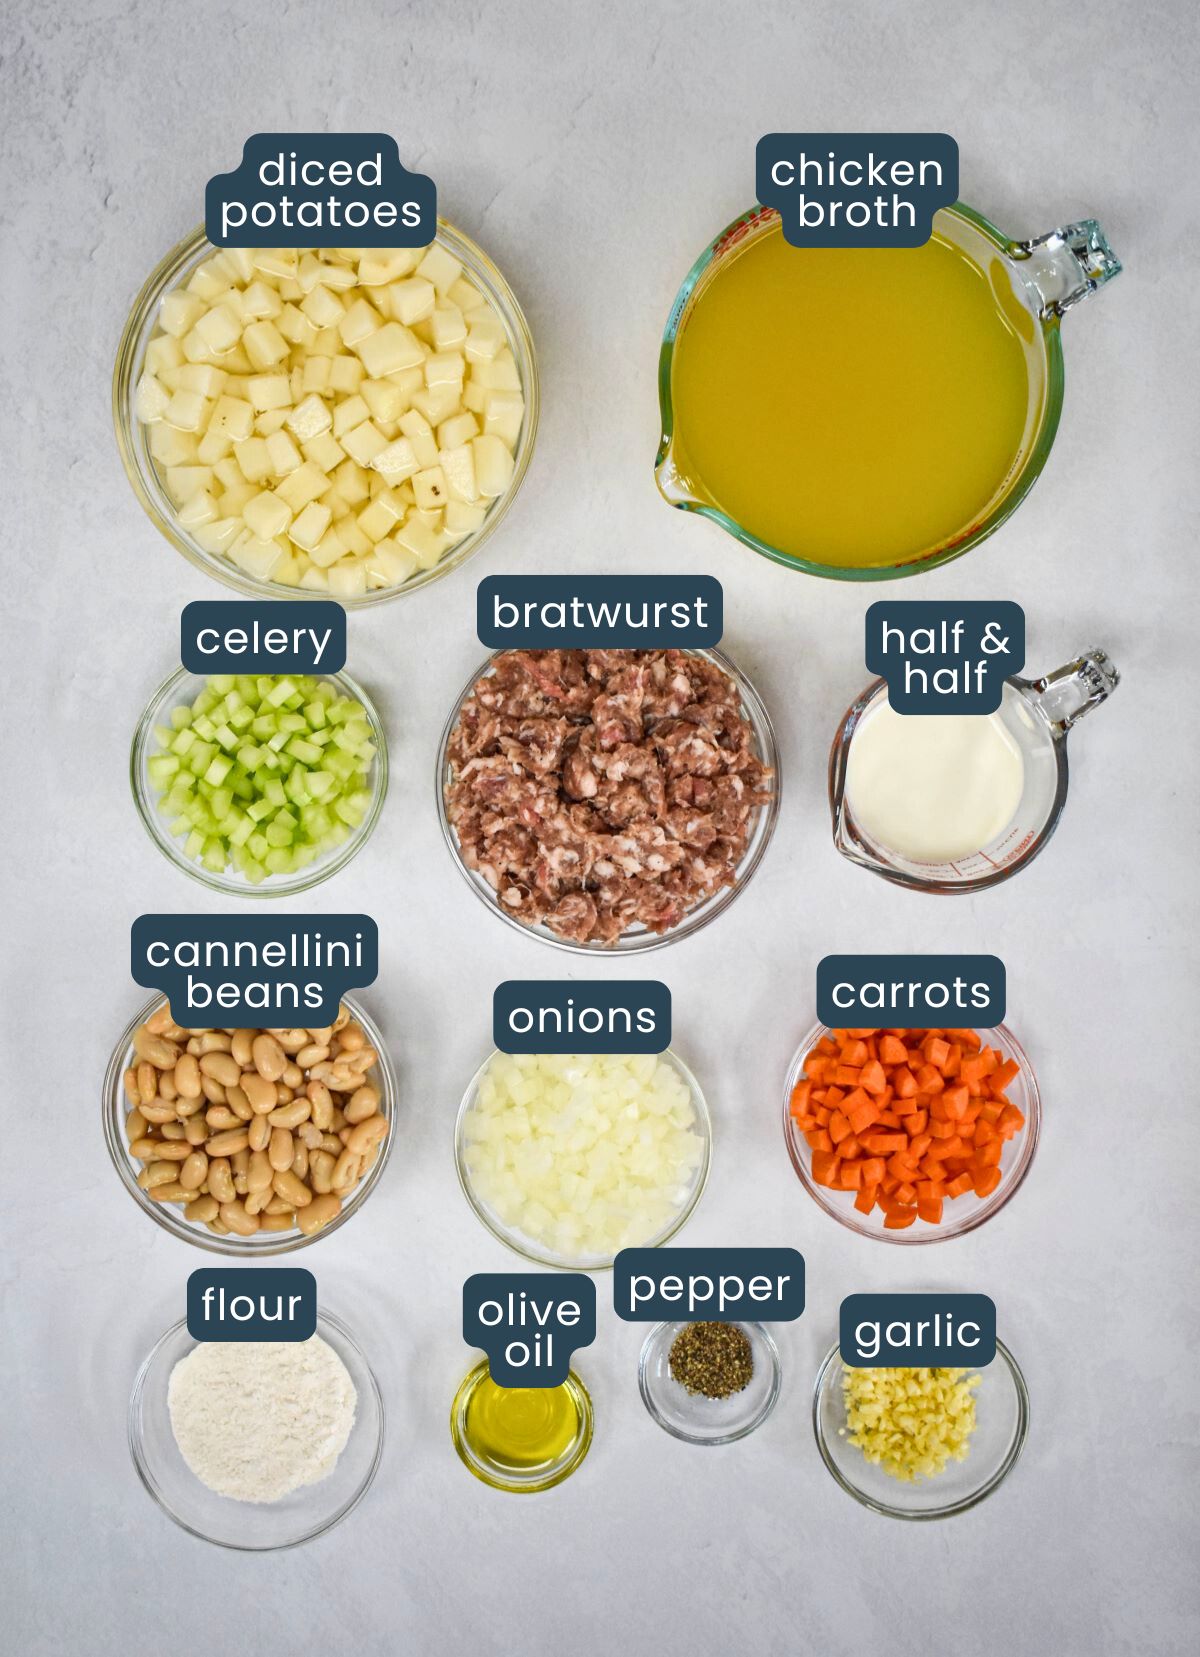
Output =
[
  {"x1": 104, "y1": 992, "x2": 397, "y2": 1255},
  {"x1": 638, "y1": 1321, "x2": 781, "y2": 1444},
  {"x1": 812, "y1": 1338, "x2": 1029, "y2": 1519},
  {"x1": 436, "y1": 646, "x2": 780, "y2": 955},
  {"x1": 131, "y1": 664, "x2": 387, "y2": 897},
  {"x1": 783, "y1": 1021, "x2": 1040, "y2": 1244},
  {"x1": 455, "y1": 1046, "x2": 712, "y2": 1270},
  {"x1": 113, "y1": 221, "x2": 539, "y2": 605},
  {"x1": 129, "y1": 1309, "x2": 384, "y2": 1549},
  {"x1": 450, "y1": 1360, "x2": 593, "y2": 1493}
]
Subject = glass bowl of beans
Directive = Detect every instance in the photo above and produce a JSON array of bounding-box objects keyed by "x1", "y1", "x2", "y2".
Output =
[
  {"x1": 811, "y1": 1337, "x2": 1030, "y2": 1519},
  {"x1": 436, "y1": 646, "x2": 781, "y2": 955},
  {"x1": 113, "y1": 223, "x2": 539, "y2": 605},
  {"x1": 782, "y1": 1021, "x2": 1041, "y2": 1244},
  {"x1": 129, "y1": 1307, "x2": 385, "y2": 1549},
  {"x1": 130, "y1": 665, "x2": 388, "y2": 897},
  {"x1": 103, "y1": 995, "x2": 398, "y2": 1254}
]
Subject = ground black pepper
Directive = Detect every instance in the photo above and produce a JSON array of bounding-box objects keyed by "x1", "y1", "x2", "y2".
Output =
[{"x1": 668, "y1": 1322, "x2": 754, "y2": 1399}]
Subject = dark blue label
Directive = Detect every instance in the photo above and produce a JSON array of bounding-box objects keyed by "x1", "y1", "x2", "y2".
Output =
[
  {"x1": 463, "y1": 1274, "x2": 596, "y2": 1387},
  {"x1": 757, "y1": 133, "x2": 958, "y2": 248},
  {"x1": 865, "y1": 602, "x2": 1025, "y2": 715},
  {"x1": 493, "y1": 981, "x2": 670, "y2": 1053},
  {"x1": 816, "y1": 955, "x2": 1005, "y2": 1026},
  {"x1": 477, "y1": 576, "x2": 722, "y2": 649},
  {"x1": 613, "y1": 1248, "x2": 805, "y2": 1322},
  {"x1": 187, "y1": 1268, "x2": 316, "y2": 1342},
  {"x1": 840, "y1": 1293, "x2": 996, "y2": 1366},
  {"x1": 181, "y1": 602, "x2": 347, "y2": 676},
  {"x1": 206, "y1": 133, "x2": 435, "y2": 247},
  {"x1": 131, "y1": 914, "x2": 378, "y2": 1025}
]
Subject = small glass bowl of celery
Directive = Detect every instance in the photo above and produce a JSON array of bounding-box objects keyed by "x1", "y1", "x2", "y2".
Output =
[{"x1": 131, "y1": 667, "x2": 387, "y2": 896}]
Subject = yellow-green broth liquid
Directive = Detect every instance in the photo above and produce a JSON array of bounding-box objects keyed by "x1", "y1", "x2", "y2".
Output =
[{"x1": 669, "y1": 222, "x2": 1041, "y2": 569}]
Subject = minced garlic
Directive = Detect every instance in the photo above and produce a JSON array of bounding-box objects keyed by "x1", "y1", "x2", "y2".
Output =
[{"x1": 841, "y1": 1365, "x2": 980, "y2": 1482}]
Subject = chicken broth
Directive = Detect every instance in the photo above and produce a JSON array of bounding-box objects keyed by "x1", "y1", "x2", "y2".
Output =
[{"x1": 668, "y1": 218, "x2": 1043, "y2": 570}]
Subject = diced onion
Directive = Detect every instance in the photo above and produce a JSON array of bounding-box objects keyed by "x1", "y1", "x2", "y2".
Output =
[{"x1": 463, "y1": 1052, "x2": 706, "y2": 1259}]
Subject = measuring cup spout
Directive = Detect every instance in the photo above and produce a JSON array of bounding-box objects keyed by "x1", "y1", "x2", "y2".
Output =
[
  {"x1": 654, "y1": 441, "x2": 703, "y2": 510},
  {"x1": 1007, "y1": 221, "x2": 1122, "y2": 318},
  {"x1": 1026, "y1": 649, "x2": 1120, "y2": 732}
]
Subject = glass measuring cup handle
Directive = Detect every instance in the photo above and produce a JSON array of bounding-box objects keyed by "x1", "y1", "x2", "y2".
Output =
[
  {"x1": 1007, "y1": 221, "x2": 1123, "y2": 318},
  {"x1": 1025, "y1": 649, "x2": 1120, "y2": 732}
]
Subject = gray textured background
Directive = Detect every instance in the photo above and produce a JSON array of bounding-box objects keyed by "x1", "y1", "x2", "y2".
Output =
[{"x1": 4, "y1": 2, "x2": 1198, "y2": 1653}]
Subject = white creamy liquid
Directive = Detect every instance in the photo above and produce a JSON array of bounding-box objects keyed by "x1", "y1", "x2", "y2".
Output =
[{"x1": 845, "y1": 702, "x2": 1025, "y2": 863}]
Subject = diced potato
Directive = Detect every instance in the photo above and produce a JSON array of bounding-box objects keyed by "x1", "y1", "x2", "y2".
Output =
[
  {"x1": 357, "y1": 322, "x2": 424, "y2": 378},
  {"x1": 265, "y1": 430, "x2": 303, "y2": 475},
  {"x1": 163, "y1": 390, "x2": 209, "y2": 433},
  {"x1": 288, "y1": 501, "x2": 333, "y2": 551},
  {"x1": 286, "y1": 393, "x2": 333, "y2": 442},
  {"x1": 411, "y1": 466, "x2": 449, "y2": 510},
  {"x1": 209, "y1": 396, "x2": 255, "y2": 442},
  {"x1": 440, "y1": 443, "x2": 478, "y2": 503},
  {"x1": 484, "y1": 391, "x2": 525, "y2": 448},
  {"x1": 136, "y1": 240, "x2": 523, "y2": 591},
  {"x1": 416, "y1": 244, "x2": 463, "y2": 296},
  {"x1": 389, "y1": 277, "x2": 435, "y2": 325},
  {"x1": 276, "y1": 462, "x2": 331, "y2": 513},
  {"x1": 242, "y1": 320, "x2": 289, "y2": 370},
  {"x1": 473, "y1": 434, "x2": 516, "y2": 497},
  {"x1": 341, "y1": 420, "x2": 389, "y2": 467},
  {"x1": 243, "y1": 489, "x2": 292, "y2": 540}
]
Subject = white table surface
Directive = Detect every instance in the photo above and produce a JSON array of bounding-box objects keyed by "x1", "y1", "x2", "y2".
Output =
[{"x1": 5, "y1": 2, "x2": 1199, "y2": 1652}]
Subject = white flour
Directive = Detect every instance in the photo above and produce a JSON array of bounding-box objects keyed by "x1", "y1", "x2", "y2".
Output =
[{"x1": 168, "y1": 1336, "x2": 357, "y2": 1504}]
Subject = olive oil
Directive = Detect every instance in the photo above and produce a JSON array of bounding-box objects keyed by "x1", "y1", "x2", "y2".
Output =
[
  {"x1": 462, "y1": 1376, "x2": 583, "y2": 1470},
  {"x1": 668, "y1": 219, "x2": 1041, "y2": 570}
]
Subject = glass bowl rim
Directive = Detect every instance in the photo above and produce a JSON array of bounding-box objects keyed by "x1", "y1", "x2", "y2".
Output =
[
  {"x1": 637, "y1": 1318, "x2": 782, "y2": 1445},
  {"x1": 103, "y1": 990, "x2": 398, "y2": 1255},
  {"x1": 434, "y1": 644, "x2": 781, "y2": 955},
  {"x1": 449, "y1": 1357, "x2": 594, "y2": 1493},
  {"x1": 127, "y1": 1306, "x2": 385, "y2": 1549},
  {"x1": 782, "y1": 1018, "x2": 1041, "y2": 1244},
  {"x1": 453, "y1": 1044, "x2": 713, "y2": 1271},
  {"x1": 655, "y1": 199, "x2": 1065, "y2": 583},
  {"x1": 810, "y1": 1336, "x2": 1030, "y2": 1519},
  {"x1": 112, "y1": 218, "x2": 540, "y2": 606},
  {"x1": 129, "y1": 661, "x2": 388, "y2": 898}
]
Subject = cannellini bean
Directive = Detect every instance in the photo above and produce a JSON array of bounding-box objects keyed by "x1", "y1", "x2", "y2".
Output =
[
  {"x1": 345, "y1": 1086, "x2": 380, "y2": 1123},
  {"x1": 207, "y1": 1128, "x2": 250, "y2": 1157},
  {"x1": 219, "y1": 1200, "x2": 260, "y2": 1236},
  {"x1": 268, "y1": 1099, "x2": 311, "y2": 1129},
  {"x1": 185, "y1": 1195, "x2": 219, "y2": 1224},
  {"x1": 248, "y1": 1114, "x2": 271, "y2": 1152},
  {"x1": 347, "y1": 1115, "x2": 387, "y2": 1156},
  {"x1": 247, "y1": 1150, "x2": 274, "y2": 1193},
  {"x1": 271, "y1": 1168, "x2": 312, "y2": 1208},
  {"x1": 251, "y1": 1034, "x2": 287, "y2": 1080},
  {"x1": 241, "y1": 1070, "x2": 277, "y2": 1113},
  {"x1": 208, "y1": 1158, "x2": 235, "y2": 1203},
  {"x1": 200, "y1": 1051, "x2": 241, "y2": 1088},
  {"x1": 297, "y1": 1193, "x2": 341, "y2": 1236},
  {"x1": 268, "y1": 1127, "x2": 294, "y2": 1172},
  {"x1": 180, "y1": 1152, "x2": 208, "y2": 1190},
  {"x1": 231, "y1": 1029, "x2": 256, "y2": 1067}
]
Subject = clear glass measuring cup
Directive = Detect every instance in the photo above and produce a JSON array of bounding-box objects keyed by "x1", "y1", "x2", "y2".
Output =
[
  {"x1": 655, "y1": 205, "x2": 1122, "y2": 580},
  {"x1": 828, "y1": 649, "x2": 1119, "y2": 892}
]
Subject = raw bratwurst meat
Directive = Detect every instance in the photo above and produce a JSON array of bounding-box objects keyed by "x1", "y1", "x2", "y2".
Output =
[{"x1": 444, "y1": 649, "x2": 772, "y2": 944}]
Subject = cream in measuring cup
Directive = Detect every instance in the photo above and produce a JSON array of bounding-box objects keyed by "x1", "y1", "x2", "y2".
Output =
[
  {"x1": 844, "y1": 704, "x2": 1025, "y2": 864},
  {"x1": 828, "y1": 650, "x2": 1120, "y2": 893}
]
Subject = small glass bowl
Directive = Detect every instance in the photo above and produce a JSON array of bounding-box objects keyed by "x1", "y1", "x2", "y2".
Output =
[
  {"x1": 131, "y1": 664, "x2": 388, "y2": 897},
  {"x1": 638, "y1": 1321, "x2": 782, "y2": 1444},
  {"x1": 450, "y1": 1359, "x2": 593, "y2": 1493},
  {"x1": 783, "y1": 1021, "x2": 1040, "y2": 1244},
  {"x1": 436, "y1": 646, "x2": 780, "y2": 954},
  {"x1": 454, "y1": 1047, "x2": 713, "y2": 1270},
  {"x1": 812, "y1": 1339, "x2": 1029, "y2": 1519},
  {"x1": 129, "y1": 1309, "x2": 384, "y2": 1549},
  {"x1": 104, "y1": 993, "x2": 397, "y2": 1255},
  {"x1": 113, "y1": 221, "x2": 539, "y2": 605}
]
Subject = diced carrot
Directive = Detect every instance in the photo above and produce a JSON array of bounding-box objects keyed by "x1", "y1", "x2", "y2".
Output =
[
  {"x1": 974, "y1": 1165, "x2": 1002, "y2": 1198},
  {"x1": 798, "y1": 1026, "x2": 1025, "y2": 1231},
  {"x1": 883, "y1": 1204, "x2": 917, "y2": 1230}
]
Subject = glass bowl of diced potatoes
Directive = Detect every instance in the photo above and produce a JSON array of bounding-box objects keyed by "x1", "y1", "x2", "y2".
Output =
[{"x1": 114, "y1": 225, "x2": 539, "y2": 604}]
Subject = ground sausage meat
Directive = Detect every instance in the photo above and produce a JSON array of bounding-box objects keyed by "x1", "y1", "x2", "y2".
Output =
[{"x1": 445, "y1": 649, "x2": 772, "y2": 944}]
